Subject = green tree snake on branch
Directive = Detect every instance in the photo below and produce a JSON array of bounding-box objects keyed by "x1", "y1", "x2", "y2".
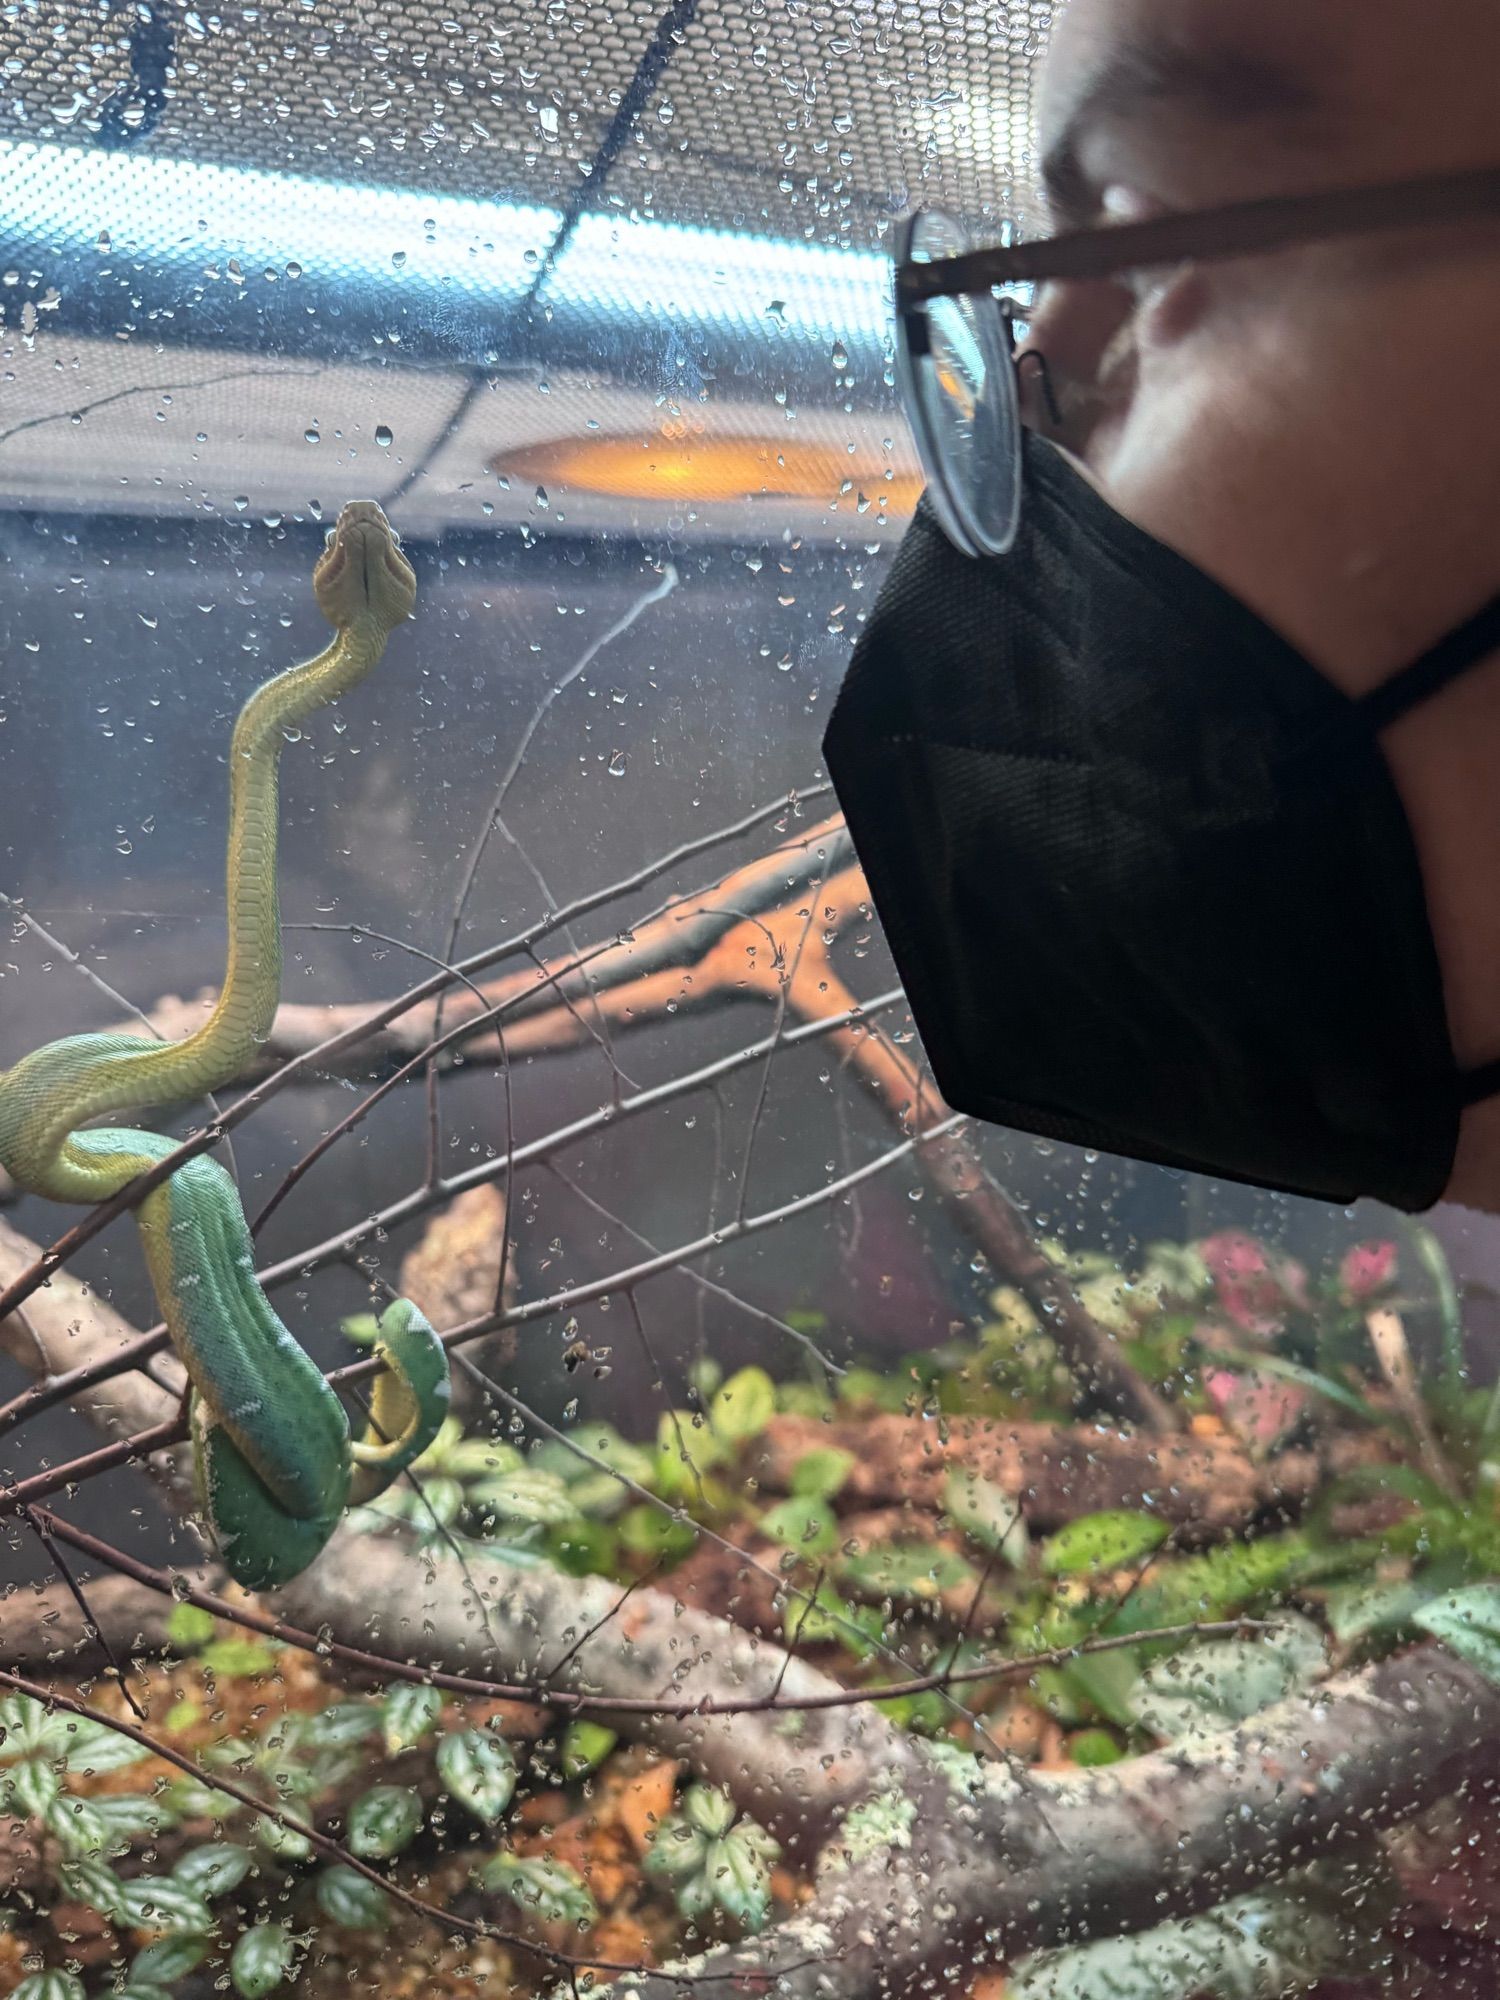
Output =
[{"x1": 0, "y1": 500, "x2": 451, "y2": 1590}]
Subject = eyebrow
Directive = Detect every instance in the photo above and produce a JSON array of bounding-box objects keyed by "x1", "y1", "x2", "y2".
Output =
[{"x1": 1040, "y1": 38, "x2": 1326, "y2": 226}]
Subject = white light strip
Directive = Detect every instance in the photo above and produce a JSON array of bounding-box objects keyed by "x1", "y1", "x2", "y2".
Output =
[
  {"x1": 0, "y1": 139, "x2": 554, "y2": 297},
  {"x1": 0, "y1": 138, "x2": 894, "y2": 342}
]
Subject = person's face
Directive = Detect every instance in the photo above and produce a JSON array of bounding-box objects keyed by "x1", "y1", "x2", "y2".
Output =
[{"x1": 1025, "y1": 0, "x2": 1500, "y2": 1211}]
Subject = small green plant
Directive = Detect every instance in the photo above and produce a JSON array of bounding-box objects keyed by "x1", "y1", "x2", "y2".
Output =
[{"x1": 643, "y1": 1783, "x2": 781, "y2": 1933}]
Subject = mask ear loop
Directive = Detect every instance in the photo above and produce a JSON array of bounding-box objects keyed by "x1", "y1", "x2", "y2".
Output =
[
  {"x1": 1015, "y1": 348, "x2": 1063, "y2": 429},
  {"x1": 997, "y1": 299, "x2": 1063, "y2": 432},
  {"x1": 1354, "y1": 592, "x2": 1500, "y2": 1108}
]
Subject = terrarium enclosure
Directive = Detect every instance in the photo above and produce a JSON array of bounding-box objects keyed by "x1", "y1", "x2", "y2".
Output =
[{"x1": 1, "y1": 1, "x2": 1499, "y2": 1997}]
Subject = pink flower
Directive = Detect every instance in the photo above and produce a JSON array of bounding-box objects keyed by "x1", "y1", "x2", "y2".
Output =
[
  {"x1": 1338, "y1": 1239, "x2": 1396, "y2": 1305},
  {"x1": 1203, "y1": 1365, "x2": 1308, "y2": 1457},
  {"x1": 1198, "y1": 1230, "x2": 1308, "y2": 1338}
]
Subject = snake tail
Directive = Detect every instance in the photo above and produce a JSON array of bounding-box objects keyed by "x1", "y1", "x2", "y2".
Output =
[{"x1": 347, "y1": 1300, "x2": 453, "y2": 1507}]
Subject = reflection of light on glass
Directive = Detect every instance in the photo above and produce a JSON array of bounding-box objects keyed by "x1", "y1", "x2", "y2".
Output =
[
  {"x1": 491, "y1": 429, "x2": 922, "y2": 511},
  {"x1": 930, "y1": 296, "x2": 987, "y2": 427},
  {"x1": 0, "y1": 139, "x2": 893, "y2": 342},
  {"x1": 0, "y1": 139, "x2": 554, "y2": 297},
  {"x1": 557, "y1": 211, "x2": 889, "y2": 344}
]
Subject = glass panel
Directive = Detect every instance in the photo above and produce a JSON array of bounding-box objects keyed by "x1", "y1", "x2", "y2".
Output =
[{"x1": 0, "y1": 4, "x2": 1483, "y2": 1995}]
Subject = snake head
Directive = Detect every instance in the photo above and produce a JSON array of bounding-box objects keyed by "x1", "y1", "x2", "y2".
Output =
[{"x1": 313, "y1": 499, "x2": 417, "y2": 632}]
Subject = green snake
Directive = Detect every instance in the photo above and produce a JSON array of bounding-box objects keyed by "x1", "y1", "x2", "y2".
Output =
[{"x1": 0, "y1": 500, "x2": 451, "y2": 1591}]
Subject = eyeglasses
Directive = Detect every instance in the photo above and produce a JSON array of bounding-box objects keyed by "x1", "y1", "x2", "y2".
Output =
[{"x1": 895, "y1": 163, "x2": 1500, "y2": 560}]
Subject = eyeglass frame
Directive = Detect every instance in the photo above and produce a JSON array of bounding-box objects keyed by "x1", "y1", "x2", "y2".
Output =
[{"x1": 894, "y1": 162, "x2": 1500, "y2": 559}]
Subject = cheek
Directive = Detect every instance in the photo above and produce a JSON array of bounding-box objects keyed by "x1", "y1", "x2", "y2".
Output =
[
  {"x1": 1134, "y1": 265, "x2": 1213, "y2": 351},
  {"x1": 1091, "y1": 327, "x2": 1339, "y2": 657}
]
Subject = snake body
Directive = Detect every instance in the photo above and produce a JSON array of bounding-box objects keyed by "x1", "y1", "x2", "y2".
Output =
[{"x1": 0, "y1": 501, "x2": 450, "y2": 1589}]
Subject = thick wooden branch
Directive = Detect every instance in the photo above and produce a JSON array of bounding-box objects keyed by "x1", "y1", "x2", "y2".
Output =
[{"x1": 623, "y1": 1644, "x2": 1500, "y2": 2000}]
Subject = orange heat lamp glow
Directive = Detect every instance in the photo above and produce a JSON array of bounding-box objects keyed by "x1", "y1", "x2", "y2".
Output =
[{"x1": 490, "y1": 425, "x2": 921, "y2": 512}]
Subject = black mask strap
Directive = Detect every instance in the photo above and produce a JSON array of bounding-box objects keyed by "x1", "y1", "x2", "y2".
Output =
[
  {"x1": 1357, "y1": 594, "x2": 1500, "y2": 732},
  {"x1": 1356, "y1": 593, "x2": 1500, "y2": 1109}
]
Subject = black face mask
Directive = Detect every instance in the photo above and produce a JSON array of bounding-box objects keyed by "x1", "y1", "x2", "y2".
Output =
[{"x1": 823, "y1": 433, "x2": 1500, "y2": 1213}]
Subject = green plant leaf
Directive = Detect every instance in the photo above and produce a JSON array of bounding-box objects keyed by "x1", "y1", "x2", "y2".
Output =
[
  {"x1": 561, "y1": 1720, "x2": 618, "y2": 1778},
  {"x1": 711, "y1": 1821, "x2": 779, "y2": 1933},
  {"x1": 55, "y1": 1715, "x2": 152, "y2": 1775},
  {"x1": 315, "y1": 1863, "x2": 391, "y2": 1931},
  {"x1": 564, "y1": 1424, "x2": 657, "y2": 1490},
  {"x1": 303, "y1": 1702, "x2": 381, "y2": 1750},
  {"x1": 167, "y1": 1601, "x2": 217, "y2": 1651},
  {"x1": 200, "y1": 1637, "x2": 278, "y2": 1680},
  {"x1": 382, "y1": 1682, "x2": 444, "y2": 1756},
  {"x1": 643, "y1": 1819, "x2": 710, "y2": 1882},
  {"x1": 1323, "y1": 1561, "x2": 1467, "y2": 1647},
  {"x1": 162, "y1": 1770, "x2": 236, "y2": 1818},
  {"x1": 1129, "y1": 1616, "x2": 1327, "y2": 1744},
  {"x1": 708, "y1": 1367, "x2": 777, "y2": 1444},
  {"x1": 129, "y1": 1936, "x2": 211, "y2": 1988},
  {"x1": 1045, "y1": 1647, "x2": 1141, "y2": 1730},
  {"x1": 653, "y1": 1411, "x2": 726, "y2": 1499},
  {"x1": 58, "y1": 1855, "x2": 127, "y2": 1917},
  {"x1": 789, "y1": 1446, "x2": 856, "y2": 1499},
  {"x1": 6, "y1": 1755, "x2": 61, "y2": 1817},
  {"x1": 759, "y1": 1495, "x2": 838, "y2": 1557},
  {"x1": 12, "y1": 1974, "x2": 88, "y2": 2000},
  {"x1": 683, "y1": 1784, "x2": 736, "y2": 1838},
  {"x1": 406, "y1": 1474, "x2": 467, "y2": 1529},
  {"x1": 114, "y1": 1874, "x2": 217, "y2": 1935},
  {"x1": 1068, "y1": 1728, "x2": 1124, "y2": 1767},
  {"x1": 231, "y1": 1920, "x2": 299, "y2": 1998},
  {"x1": 1415, "y1": 1581, "x2": 1500, "y2": 1683},
  {"x1": 442, "y1": 1436, "x2": 525, "y2": 1480},
  {"x1": 435, "y1": 1728, "x2": 517, "y2": 1824},
  {"x1": 479, "y1": 1851, "x2": 599, "y2": 1927},
  {"x1": 0, "y1": 1693, "x2": 72, "y2": 1758},
  {"x1": 88, "y1": 1792, "x2": 173, "y2": 1848},
  {"x1": 1042, "y1": 1510, "x2": 1170, "y2": 1577},
  {"x1": 348, "y1": 1783, "x2": 424, "y2": 1859},
  {"x1": 467, "y1": 1469, "x2": 575, "y2": 1525},
  {"x1": 547, "y1": 1517, "x2": 620, "y2": 1577},
  {"x1": 44, "y1": 1790, "x2": 113, "y2": 1857},
  {"x1": 255, "y1": 1814, "x2": 314, "y2": 1863},
  {"x1": 836, "y1": 1542, "x2": 978, "y2": 1603},
  {"x1": 944, "y1": 1469, "x2": 1029, "y2": 1561},
  {"x1": 172, "y1": 1841, "x2": 255, "y2": 1899},
  {"x1": 617, "y1": 1503, "x2": 697, "y2": 1563}
]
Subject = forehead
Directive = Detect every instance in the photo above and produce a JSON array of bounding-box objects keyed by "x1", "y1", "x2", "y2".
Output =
[
  {"x1": 1038, "y1": 0, "x2": 1335, "y2": 146},
  {"x1": 1037, "y1": 0, "x2": 1498, "y2": 163}
]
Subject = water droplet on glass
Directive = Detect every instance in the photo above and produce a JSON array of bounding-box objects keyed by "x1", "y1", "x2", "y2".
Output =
[
  {"x1": 375, "y1": 423, "x2": 393, "y2": 447},
  {"x1": 285, "y1": 260, "x2": 302, "y2": 280},
  {"x1": 607, "y1": 749, "x2": 627, "y2": 777},
  {"x1": 304, "y1": 425, "x2": 320, "y2": 445},
  {"x1": 391, "y1": 249, "x2": 407, "y2": 269},
  {"x1": 233, "y1": 495, "x2": 249, "y2": 512}
]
